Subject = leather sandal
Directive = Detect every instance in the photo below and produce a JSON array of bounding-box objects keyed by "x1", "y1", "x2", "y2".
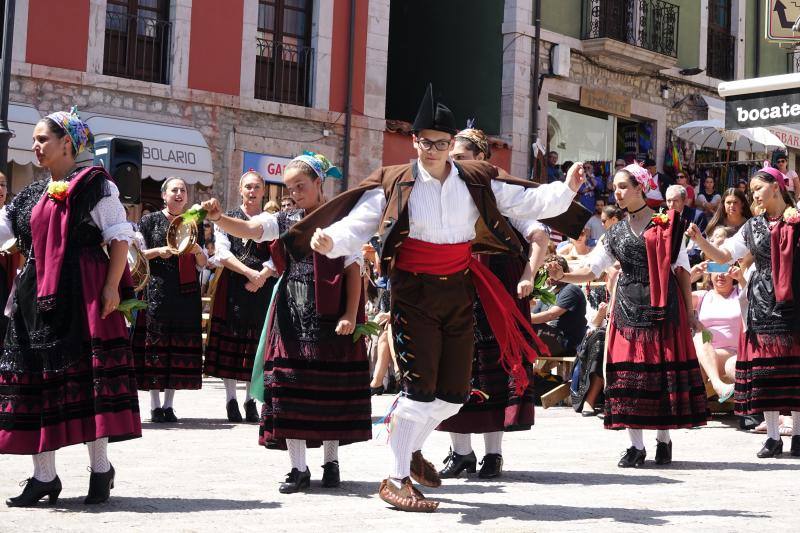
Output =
[
  {"x1": 378, "y1": 477, "x2": 439, "y2": 513},
  {"x1": 410, "y1": 450, "x2": 441, "y2": 488}
]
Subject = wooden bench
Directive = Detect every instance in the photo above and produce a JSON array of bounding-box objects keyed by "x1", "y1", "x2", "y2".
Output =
[{"x1": 537, "y1": 355, "x2": 576, "y2": 409}]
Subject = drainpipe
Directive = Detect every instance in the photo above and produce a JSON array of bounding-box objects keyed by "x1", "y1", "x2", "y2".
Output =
[
  {"x1": 342, "y1": 0, "x2": 356, "y2": 187},
  {"x1": 528, "y1": 0, "x2": 542, "y2": 180},
  {"x1": 754, "y1": 1, "x2": 760, "y2": 77}
]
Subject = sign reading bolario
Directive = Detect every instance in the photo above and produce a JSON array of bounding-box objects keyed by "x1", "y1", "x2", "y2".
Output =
[
  {"x1": 766, "y1": 0, "x2": 800, "y2": 42},
  {"x1": 243, "y1": 152, "x2": 293, "y2": 184},
  {"x1": 725, "y1": 88, "x2": 800, "y2": 129}
]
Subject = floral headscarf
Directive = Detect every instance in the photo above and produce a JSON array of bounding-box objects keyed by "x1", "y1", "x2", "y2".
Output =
[
  {"x1": 292, "y1": 151, "x2": 343, "y2": 181},
  {"x1": 45, "y1": 106, "x2": 94, "y2": 155},
  {"x1": 622, "y1": 163, "x2": 658, "y2": 193}
]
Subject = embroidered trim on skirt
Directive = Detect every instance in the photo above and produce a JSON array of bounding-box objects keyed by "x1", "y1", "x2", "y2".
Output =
[{"x1": 735, "y1": 332, "x2": 800, "y2": 415}]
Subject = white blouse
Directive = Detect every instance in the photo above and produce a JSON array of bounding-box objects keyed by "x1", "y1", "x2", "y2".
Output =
[
  {"x1": 720, "y1": 225, "x2": 749, "y2": 263},
  {"x1": 0, "y1": 180, "x2": 135, "y2": 245},
  {"x1": 300, "y1": 160, "x2": 575, "y2": 259}
]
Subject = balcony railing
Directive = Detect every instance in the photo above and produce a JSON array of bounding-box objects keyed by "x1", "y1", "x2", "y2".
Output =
[
  {"x1": 581, "y1": 0, "x2": 679, "y2": 58},
  {"x1": 255, "y1": 39, "x2": 314, "y2": 107},
  {"x1": 787, "y1": 48, "x2": 800, "y2": 74},
  {"x1": 104, "y1": 11, "x2": 171, "y2": 84},
  {"x1": 707, "y1": 27, "x2": 735, "y2": 81}
]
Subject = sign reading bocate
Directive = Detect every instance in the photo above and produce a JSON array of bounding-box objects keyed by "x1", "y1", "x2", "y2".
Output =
[
  {"x1": 580, "y1": 87, "x2": 631, "y2": 118},
  {"x1": 725, "y1": 88, "x2": 800, "y2": 129}
]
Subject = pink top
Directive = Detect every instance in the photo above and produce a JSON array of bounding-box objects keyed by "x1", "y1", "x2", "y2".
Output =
[{"x1": 696, "y1": 288, "x2": 742, "y2": 350}]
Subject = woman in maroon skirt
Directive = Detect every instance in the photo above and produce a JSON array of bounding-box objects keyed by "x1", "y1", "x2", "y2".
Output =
[
  {"x1": 0, "y1": 109, "x2": 141, "y2": 506},
  {"x1": 437, "y1": 127, "x2": 547, "y2": 479},
  {"x1": 201, "y1": 153, "x2": 371, "y2": 493},
  {"x1": 688, "y1": 167, "x2": 800, "y2": 458},
  {"x1": 133, "y1": 177, "x2": 207, "y2": 423},
  {"x1": 204, "y1": 170, "x2": 276, "y2": 422},
  {"x1": 550, "y1": 163, "x2": 707, "y2": 467}
]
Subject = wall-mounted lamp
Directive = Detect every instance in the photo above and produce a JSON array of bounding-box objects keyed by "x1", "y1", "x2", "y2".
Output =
[
  {"x1": 678, "y1": 67, "x2": 704, "y2": 76},
  {"x1": 660, "y1": 84, "x2": 671, "y2": 99}
]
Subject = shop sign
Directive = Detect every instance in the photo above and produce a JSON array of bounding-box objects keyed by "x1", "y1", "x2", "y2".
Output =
[
  {"x1": 243, "y1": 152, "x2": 292, "y2": 184},
  {"x1": 765, "y1": 0, "x2": 800, "y2": 42},
  {"x1": 768, "y1": 128, "x2": 800, "y2": 150},
  {"x1": 580, "y1": 87, "x2": 631, "y2": 118},
  {"x1": 725, "y1": 88, "x2": 800, "y2": 129}
]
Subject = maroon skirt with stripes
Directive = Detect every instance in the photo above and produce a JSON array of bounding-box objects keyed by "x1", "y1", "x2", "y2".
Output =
[
  {"x1": 132, "y1": 312, "x2": 203, "y2": 391},
  {"x1": 604, "y1": 302, "x2": 708, "y2": 430},
  {"x1": 735, "y1": 333, "x2": 800, "y2": 415}
]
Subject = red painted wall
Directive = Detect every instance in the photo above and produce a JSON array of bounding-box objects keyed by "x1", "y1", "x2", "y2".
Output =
[
  {"x1": 330, "y1": 0, "x2": 367, "y2": 114},
  {"x1": 188, "y1": 0, "x2": 244, "y2": 95},
  {"x1": 26, "y1": 0, "x2": 90, "y2": 71},
  {"x1": 492, "y1": 147, "x2": 512, "y2": 173},
  {"x1": 382, "y1": 132, "x2": 417, "y2": 166}
]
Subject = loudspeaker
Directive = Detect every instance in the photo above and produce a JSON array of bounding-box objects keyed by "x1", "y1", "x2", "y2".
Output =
[{"x1": 93, "y1": 137, "x2": 143, "y2": 204}]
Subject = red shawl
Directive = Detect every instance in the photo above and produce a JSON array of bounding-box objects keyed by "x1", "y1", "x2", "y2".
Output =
[
  {"x1": 770, "y1": 220, "x2": 798, "y2": 304},
  {"x1": 643, "y1": 210, "x2": 683, "y2": 314}
]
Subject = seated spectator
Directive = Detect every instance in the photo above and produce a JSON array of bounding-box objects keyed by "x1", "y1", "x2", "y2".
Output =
[
  {"x1": 280, "y1": 195, "x2": 296, "y2": 211},
  {"x1": 585, "y1": 198, "x2": 607, "y2": 241},
  {"x1": 665, "y1": 184, "x2": 706, "y2": 265},
  {"x1": 531, "y1": 256, "x2": 587, "y2": 356},
  {"x1": 675, "y1": 171, "x2": 695, "y2": 207},
  {"x1": 689, "y1": 226, "x2": 736, "y2": 284},
  {"x1": 547, "y1": 151, "x2": 564, "y2": 183},
  {"x1": 706, "y1": 188, "x2": 752, "y2": 236},
  {"x1": 696, "y1": 176, "x2": 721, "y2": 223},
  {"x1": 557, "y1": 226, "x2": 595, "y2": 263},
  {"x1": 692, "y1": 265, "x2": 744, "y2": 402},
  {"x1": 600, "y1": 204, "x2": 625, "y2": 230}
]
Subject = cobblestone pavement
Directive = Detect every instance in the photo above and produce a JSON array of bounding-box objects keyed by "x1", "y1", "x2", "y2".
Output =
[{"x1": 0, "y1": 378, "x2": 796, "y2": 532}]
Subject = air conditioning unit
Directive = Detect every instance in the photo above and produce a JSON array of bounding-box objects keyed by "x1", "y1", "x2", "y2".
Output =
[{"x1": 550, "y1": 44, "x2": 571, "y2": 77}]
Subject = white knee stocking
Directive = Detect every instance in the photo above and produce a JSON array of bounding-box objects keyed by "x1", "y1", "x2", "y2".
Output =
[
  {"x1": 223, "y1": 379, "x2": 237, "y2": 402},
  {"x1": 32, "y1": 451, "x2": 57, "y2": 482},
  {"x1": 389, "y1": 417, "x2": 420, "y2": 480},
  {"x1": 792, "y1": 412, "x2": 800, "y2": 437},
  {"x1": 149, "y1": 390, "x2": 161, "y2": 411},
  {"x1": 412, "y1": 417, "x2": 440, "y2": 452},
  {"x1": 764, "y1": 411, "x2": 781, "y2": 440},
  {"x1": 286, "y1": 439, "x2": 307, "y2": 471},
  {"x1": 323, "y1": 440, "x2": 339, "y2": 463},
  {"x1": 163, "y1": 389, "x2": 175, "y2": 409},
  {"x1": 450, "y1": 432, "x2": 473, "y2": 455},
  {"x1": 87, "y1": 437, "x2": 111, "y2": 473},
  {"x1": 656, "y1": 429, "x2": 671, "y2": 444},
  {"x1": 483, "y1": 431, "x2": 503, "y2": 455},
  {"x1": 244, "y1": 382, "x2": 253, "y2": 402},
  {"x1": 628, "y1": 428, "x2": 644, "y2": 450}
]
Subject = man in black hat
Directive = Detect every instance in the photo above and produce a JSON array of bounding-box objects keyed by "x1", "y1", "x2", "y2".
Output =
[{"x1": 281, "y1": 84, "x2": 588, "y2": 511}]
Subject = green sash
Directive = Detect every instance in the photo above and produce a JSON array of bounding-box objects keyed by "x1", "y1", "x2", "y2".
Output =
[{"x1": 249, "y1": 275, "x2": 283, "y2": 402}]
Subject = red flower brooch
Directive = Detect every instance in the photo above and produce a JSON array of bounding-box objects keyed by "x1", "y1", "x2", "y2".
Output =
[
  {"x1": 784, "y1": 207, "x2": 800, "y2": 224},
  {"x1": 47, "y1": 181, "x2": 69, "y2": 203},
  {"x1": 651, "y1": 211, "x2": 669, "y2": 227}
]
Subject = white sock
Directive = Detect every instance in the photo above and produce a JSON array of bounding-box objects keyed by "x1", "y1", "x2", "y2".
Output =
[
  {"x1": 163, "y1": 389, "x2": 176, "y2": 409},
  {"x1": 32, "y1": 451, "x2": 57, "y2": 483},
  {"x1": 792, "y1": 411, "x2": 800, "y2": 437},
  {"x1": 149, "y1": 390, "x2": 161, "y2": 411},
  {"x1": 764, "y1": 411, "x2": 781, "y2": 440},
  {"x1": 628, "y1": 428, "x2": 644, "y2": 450},
  {"x1": 87, "y1": 438, "x2": 111, "y2": 473},
  {"x1": 286, "y1": 439, "x2": 307, "y2": 471},
  {"x1": 412, "y1": 417, "x2": 440, "y2": 453},
  {"x1": 483, "y1": 431, "x2": 503, "y2": 455},
  {"x1": 656, "y1": 429, "x2": 671, "y2": 444},
  {"x1": 450, "y1": 432, "x2": 473, "y2": 455},
  {"x1": 323, "y1": 440, "x2": 339, "y2": 464},
  {"x1": 389, "y1": 417, "x2": 420, "y2": 480},
  {"x1": 223, "y1": 379, "x2": 237, "y2": 402},
  {"x1": 244, "y1": 382, "x2": 252, "y2": 402}
]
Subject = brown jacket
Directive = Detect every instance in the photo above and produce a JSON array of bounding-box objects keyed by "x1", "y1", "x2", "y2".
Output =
[{"x1": 282, "y1": 160, "x2": 591, "y2": 274}]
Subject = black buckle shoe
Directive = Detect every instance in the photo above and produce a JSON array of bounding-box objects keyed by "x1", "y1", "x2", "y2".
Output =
[
  {"x1": 439, "y1": 448, "x2": 477, "y2": 478},
  {"x1": 321, "y1": 461, "x2": 341, "y2": 488},
  {"x1": 151, "y1": 407, "x2": 165, "y2": 423},
  {"x1": 617, "y1": 446, "x2": 646, "y2": 468},
  {"x1": 84, "y1": 465, "x2": 115, "y2": 505},
  {"x1": 6, "y1": 476, "x2": 62, "y2": 507},
  {"x1": 757, "y1": 438, "x2": 783, "y2": 458},
  {"x1": 370, "y1": 385, "x2": 385, "y2": 396},
  {"x1": 279, "y1": 468, "x2": 311, "y2": 494},
  {"x1": 243, "y1": 399, "x2": 259, "y2": 423},
  {"x1": 163, "y1": 407, "x2": 178, "y2": 423},
  {"x1": 478, "y1": 454, "x2": 503, "y2": 479},
  {"x1": 654, "y1": 441, "x2": 672, "y2": 465},
  {"x1": 792, "y1": 435, "x2": 800, "y2": 457},
  {"x1": 226, "y1": 399, "x2": 243, "y2": 423}
]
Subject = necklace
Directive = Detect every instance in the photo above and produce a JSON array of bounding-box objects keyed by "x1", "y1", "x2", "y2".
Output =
[
  {"x1": 164, "y1": 209, "x2": 183, "y2": 218},
  {"x1": 628, "y1": 203, "x2": 647, "y2": 216}
]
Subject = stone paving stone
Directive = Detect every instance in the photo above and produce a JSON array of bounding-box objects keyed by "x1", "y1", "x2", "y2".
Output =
[{"x1": 0, "y1": 378, "x2": 795, "y2": 532}]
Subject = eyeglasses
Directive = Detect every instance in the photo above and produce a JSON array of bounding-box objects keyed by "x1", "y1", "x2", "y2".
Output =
[
  {"x1": 416, "y1": 138, "x2": 451, "y2": 151},
  {"x1": 777, "y1": 159, "x2": 788, "y2": 164}
]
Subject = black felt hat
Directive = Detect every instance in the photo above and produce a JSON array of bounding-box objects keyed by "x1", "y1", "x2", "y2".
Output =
[{"x1": 411, "y1": 83, "x2": 457, "y2": 135}]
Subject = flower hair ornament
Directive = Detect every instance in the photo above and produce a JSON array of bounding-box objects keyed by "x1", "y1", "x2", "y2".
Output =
[
  {"x1": 622, "y1": 162, "x2": 658, "y2": 193},
  {"x1": 292, "y1": 151, "x2": 343, "y2": 181},
  {"x1": 45, "y1": 106, "x2": 94, "y2": 155}
]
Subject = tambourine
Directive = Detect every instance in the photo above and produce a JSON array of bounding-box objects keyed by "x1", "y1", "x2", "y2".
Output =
[
  {"x1": 0, "y1": 237, "x2": 18, "y2": 256},
  {"x1": 166, "y1": 216, "x2": 198, "y2": 255},
  {"x1": 127, "y1": 242, "x2": 150, "y2": 293}
]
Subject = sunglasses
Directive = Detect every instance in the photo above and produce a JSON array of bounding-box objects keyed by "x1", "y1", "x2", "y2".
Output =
[{"x1": 416, "y1": 138, "x2": 451, "y2": 151}]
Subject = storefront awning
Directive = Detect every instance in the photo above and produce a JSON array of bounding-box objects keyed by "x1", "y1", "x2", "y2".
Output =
[
  {"x1": 85, "y1": 116, "x2": 214, "y2": 186},
  {"x1": 701, "y1": 95, "x2": 725, "y2": 122},
  {"x1": 8, "y1": 103, "x2": 41, "y2": 165}
]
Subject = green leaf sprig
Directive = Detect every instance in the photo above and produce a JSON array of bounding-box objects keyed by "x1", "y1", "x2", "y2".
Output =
[
  {"x1": 116, "y1": 298, "x2": 148, "y2": 323},
  {"x1": 182, "y1": 204, "x2": 208, "y2": 225},
  {"x1": 531, "y1": 267, "x2": 557, "y2": 306},
  {"x1": 352, "y1": 320, "x2": 381, "y2": 343}
]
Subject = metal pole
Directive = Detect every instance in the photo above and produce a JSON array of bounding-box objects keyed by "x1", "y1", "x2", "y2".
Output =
[
  {"x1": 528, "y1": 0, "x2": 541, "y2": 181},
  {"x1": 0, "y1": 0, "x2": 17, "y2": 175},
  {"x1": 341, "y1": 0, "x2": 356, "y2": 186}
]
